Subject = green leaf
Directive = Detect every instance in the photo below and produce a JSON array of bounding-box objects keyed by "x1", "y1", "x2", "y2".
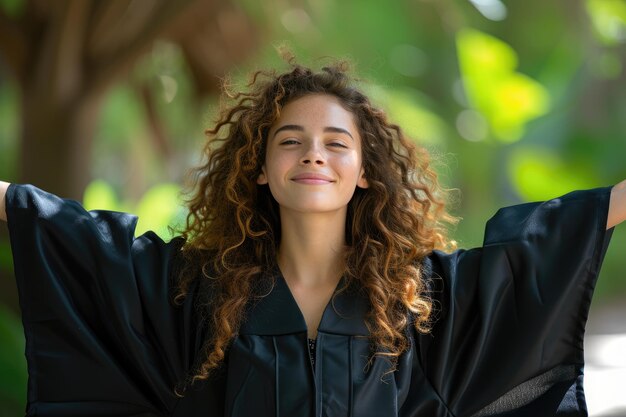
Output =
[
  {"x1": 82, "y1": 180, "x2": 186, "y2": 241},
  {"x1": 456, "y1": 28, "x2": 551, "y2": 142},
  {"x1": 83, "y1": 179, "x2": 122, "y2": 212},
  {"x1": 508, "y1": 147, "x2": 600, "y2": 201},
  {"x1": 586, "y1": 0, "x2": 626, "y2": 45},
  {"x1": 135, "y1": 183, "x2": 185, "y2": 239}
]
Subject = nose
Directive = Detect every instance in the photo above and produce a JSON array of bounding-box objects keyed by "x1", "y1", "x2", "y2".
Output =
[{"x1": 299, "y1": 142, "x2": 325, "y2": 165}]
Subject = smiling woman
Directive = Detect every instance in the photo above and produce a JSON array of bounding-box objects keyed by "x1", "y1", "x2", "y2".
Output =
[
  {"x1": 258, "y1": 95, "x2": 368, "y2": 218},
  {"x1": 1, "y1": 60, "x2": 626, "y2": 417},
  {"x1": 256, "y1": 93, "x2": 370, "y2": 340}
]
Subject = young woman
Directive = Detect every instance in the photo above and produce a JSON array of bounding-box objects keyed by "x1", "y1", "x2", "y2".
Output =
[{"x1": 1, "y1": 61, "x2": 625, "y2": 417}]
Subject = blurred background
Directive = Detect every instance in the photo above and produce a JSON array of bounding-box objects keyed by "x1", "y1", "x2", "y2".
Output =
[{"x1": 0, "y1": 0, "x2": 625, "y2": 415}]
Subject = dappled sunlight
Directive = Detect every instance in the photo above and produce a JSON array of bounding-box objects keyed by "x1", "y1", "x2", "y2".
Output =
[
  {"x1": 280, "y1": 8, "x2": 312, "y2": 33},
  {"x1": 456, "y1": 109, "x2": 488, "y2": 142},
  {"x1": 507, "y1": 147, "x2": 600, "y2": 202},
  {"x1": 456, "y1": 29, "x2": 551, "y2": 142},
  {"x1": 469, "y1": 0, "x2": 508, "y2": 21},
  {"x1": 586, "y1": 0, "x2": 626, "y2": 45},
  {"x1": 83, "y1": 179, "x2": 185, "y2": 239},
  {"x1": 83, "y1": 179, "x2": 128, "y2": 213}
]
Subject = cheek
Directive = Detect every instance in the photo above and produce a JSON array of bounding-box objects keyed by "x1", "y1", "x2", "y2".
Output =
[
  {"x1": 335, "y1": 153, "x2": 363, "y2": 178},
  {"x1": 265, "y1": 152, "x2": 291, "y2": 182}
]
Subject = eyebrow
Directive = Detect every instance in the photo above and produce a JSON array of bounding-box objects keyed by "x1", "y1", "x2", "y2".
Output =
[{"x1": 272, "y1": 124, "x2": 354, "y2": 140}]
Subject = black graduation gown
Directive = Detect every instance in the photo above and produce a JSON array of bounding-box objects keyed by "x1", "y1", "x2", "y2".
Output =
[{"x1": 5, "y1": 183, "x2": 615, "y2": 417}]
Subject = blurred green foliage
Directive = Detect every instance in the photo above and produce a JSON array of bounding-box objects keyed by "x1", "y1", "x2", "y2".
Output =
[
  {"x1": 1, "y1": 0, "x2": 626, "y2": 414},
  {"x1": 0, "y1": 305, "x2": 26, "y2": 416},
  {"x1": 586, "y1": 0, "x2": 626, "y2": 46},
  {"x1": 456, "y1": 28, "x2": 551, "y2": 142},
  {"x1": 83, "y1": 180, "x2": 186, "y2": 239},
  {"x1": 507, "y1": 147, "x2": 601, "y2": 201}
]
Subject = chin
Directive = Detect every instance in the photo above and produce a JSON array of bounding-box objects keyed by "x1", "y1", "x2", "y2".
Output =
[{"x1": 282, "y1": 203, "x2": 349, "y2": 214}]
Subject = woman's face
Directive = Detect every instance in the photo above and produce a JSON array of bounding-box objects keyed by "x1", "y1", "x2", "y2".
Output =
[{"x1": 257, "y1": 93, "x2": 369, "y2": 216}]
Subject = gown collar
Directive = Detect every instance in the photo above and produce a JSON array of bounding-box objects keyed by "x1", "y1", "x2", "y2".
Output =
[{"x1": 239, "y1": 266, "x2": 370, "y2": 336}]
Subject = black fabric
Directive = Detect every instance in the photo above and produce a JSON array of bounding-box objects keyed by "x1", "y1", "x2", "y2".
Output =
[{"x1": 5, "y1": 183, "x2": 615, "y2": 416}]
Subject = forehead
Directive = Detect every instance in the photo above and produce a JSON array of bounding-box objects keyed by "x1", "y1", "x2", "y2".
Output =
[{"x1": 272, "y1": 94, "x2": 359, "y2": 131}]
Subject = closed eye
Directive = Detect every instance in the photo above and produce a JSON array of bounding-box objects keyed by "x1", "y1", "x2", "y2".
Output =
[
  {"x1": 329, "y1": 142, "x2": 348, "y2": 148},
  {"x1": 280, "y1": 139, "x2": 300, "y2": 145}
]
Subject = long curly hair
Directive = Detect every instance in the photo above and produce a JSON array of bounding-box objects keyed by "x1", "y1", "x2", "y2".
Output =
[{"x1": 173, "y1": 58, "x2": 457, "y2": 390}]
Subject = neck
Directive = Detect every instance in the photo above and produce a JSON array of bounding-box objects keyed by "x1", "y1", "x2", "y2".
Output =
[{"x1": 276, "y1": 207, "x2": 348, "y2": 288}]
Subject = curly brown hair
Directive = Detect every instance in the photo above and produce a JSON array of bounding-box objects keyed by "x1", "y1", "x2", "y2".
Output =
[{"x1": 173, "y1": 58, "x2": 457, "y2": 391}]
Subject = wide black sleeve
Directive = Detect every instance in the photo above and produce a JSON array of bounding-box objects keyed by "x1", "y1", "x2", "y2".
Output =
[
  {"x1": 5, "y1": 183, "x2": 213, "y2": 416},
  {"x1": 417, "y1": 186, "x2": 614, "y2": 417}
]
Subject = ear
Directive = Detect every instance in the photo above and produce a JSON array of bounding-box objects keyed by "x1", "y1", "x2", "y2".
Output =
[
  {"x1": 257, "y1": 165, "x2": 268, "y2": 185},
  {"x1": 356, "y1": 167, "x2": 369, "y2": 189}
]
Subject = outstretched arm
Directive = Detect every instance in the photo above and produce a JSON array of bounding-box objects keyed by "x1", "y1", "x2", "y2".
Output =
[
  {"x1": 0, "y1": 181, "x2": 9, "y2": 222},
  {"x1": 2, "y1": 179, "x2": 624, "y2": 227},
  {"x1": 608, "y1": 179, "x2": 626, "y2": 230}
]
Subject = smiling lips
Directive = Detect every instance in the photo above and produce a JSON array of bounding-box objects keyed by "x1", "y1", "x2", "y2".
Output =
[{"x1": 291, "y1": 173, "x2": 334, "y2": 184}]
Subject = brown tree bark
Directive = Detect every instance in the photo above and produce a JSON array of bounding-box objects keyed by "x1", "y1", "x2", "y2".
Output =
[
  {"x1": 19, "y1": 89, "x2": 103, "y2": 199},
  {"x1": 0, "y1": 0, "x2": 256, "y2": 199},
  {"x1": 0, "y1": 0, "x2": 256, "y2": 311}
]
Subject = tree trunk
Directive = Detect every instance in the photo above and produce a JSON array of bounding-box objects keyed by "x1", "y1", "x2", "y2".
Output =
[
  {"x1": 19, "y1": 87, "x2": 103, "y2": 201},
  {"x1": 0, "y1": 86, "x2": 104, "y2": 313},
  {"x1": 0, "y1": 0, "x2": 257, "y2": 315}
]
